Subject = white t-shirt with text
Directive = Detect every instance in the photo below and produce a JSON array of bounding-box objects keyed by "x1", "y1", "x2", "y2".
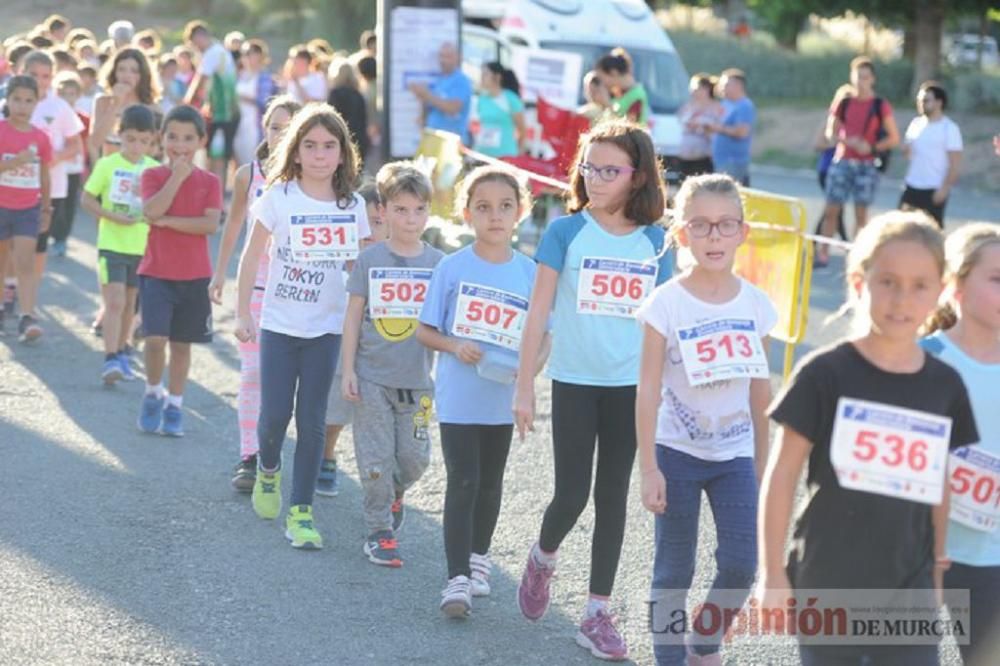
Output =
[{"x1": 31, "y1": 92, "x2": 85, "y2": 199}]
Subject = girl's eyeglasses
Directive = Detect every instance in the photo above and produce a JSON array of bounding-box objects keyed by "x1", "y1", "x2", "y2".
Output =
[
  {"x1": 577, "y1": 162, "x2": 636, "y2": 182},
  {"x1": 685, "y1": 217, "x2": 744, "y2": 238}
]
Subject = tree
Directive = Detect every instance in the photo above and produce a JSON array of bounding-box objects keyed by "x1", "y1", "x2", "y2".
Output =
[{"x1": 748, "y1": 0, "x2": 822, "y2": 50}]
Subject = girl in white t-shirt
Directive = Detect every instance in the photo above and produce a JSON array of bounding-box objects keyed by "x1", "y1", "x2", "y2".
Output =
[
  {"x1": 635, "y1": 173, "x2": 777, "y2": 666},
  {"x1": 235, "y1": 103, "x2": 370, "y2": 550}
]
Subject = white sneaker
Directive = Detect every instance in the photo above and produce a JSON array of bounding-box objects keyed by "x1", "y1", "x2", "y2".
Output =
[
  {"x1": 440, "y1": 575, "x2": 472, "y2": 618},
  {"x1": 470, "y1": 552, "x2": 492, "y2": 597}
]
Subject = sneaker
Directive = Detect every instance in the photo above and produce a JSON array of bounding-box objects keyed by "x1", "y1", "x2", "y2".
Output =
[
  {"x1": 17, "y1": 315, "x2": 42, "y2": 344},
  {"x1": 51, "y1": 239, "x2": 67, "y2": 256},
  {"x1": 91, "y1": 320, "x2": 102, "y2": 337},
  {"x1": 684, "y1": 644, "x2": 723, "y2": 666},
  {"x1": 391, "y1": 497, "x2": 405, "y2": 531},
  {"x1": 252, "y1": 468, "x2": 282, "y2": 519},
  {"x1": 117, "y1": 352, "x2": 136, "y2": 381},
  {"x1": 137, "y1": 392, "x2": 164, "y2": 434},
  {"x1": 101, "y1": 358, "x2": 124, "y2": 386},
  {"x1": 3, "y1": 283, "x2": 16, "y2": 315},
  {"x1": 440, "y1": 575, "x2": 472, "y2": 618},
  {"x1": 363, "y1": 530, "x2": 403, "y2": 567},
  {"x1": 315, "y1": 458, "x2": 340, "y2": 497},
  {"x1": 470, "y1": 552, "x2": 492, "y2": 597},
  {"x1": 161, "y1": 404, "x2": 184, "y2": 437},
  {"x1": 576, "y1": 609, "x2": 629, "y2": 661},
  {"x1": 231, "y1": 455, "x2": 257, "y2": 493},
  {"x1": 285, "y1": 505, "x2": 323, "y2": 550},
  {"x1": 517, "y1": 544, "x2": 555, "y2": 621}
]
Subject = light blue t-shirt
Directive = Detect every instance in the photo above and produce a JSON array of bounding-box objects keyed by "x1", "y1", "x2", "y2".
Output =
[
  {"x1": 426, "y1": 69, "x2": 473, "y2": 145},
  {"x1": 474, "y1": 90, "x2": 524, "y2": 158},
  {"x1": 712, "y1": 96, "x2": 755, "y2": 166},
  {"x1": 535, "y1": 211, "x2": 673, "y2": 386},
  {"x1": 419, "y1": 245, "x2": 536, "y2": 425},
  {"x1": 922, "y1": 331, "x2": 1000, "y2": 566}
]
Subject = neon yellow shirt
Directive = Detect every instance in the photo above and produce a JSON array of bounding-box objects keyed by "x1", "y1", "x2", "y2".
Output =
[{"x1": 84, "y1": 152, "x2": 158, "y2": 255}]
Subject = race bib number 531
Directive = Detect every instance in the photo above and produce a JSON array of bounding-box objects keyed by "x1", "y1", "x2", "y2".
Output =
[
  {"x1": 290, "y1": 213, "x2": 359, "y2": 262},
  {"x1": 576, "y1": 257, "x2": 656, "y2": 318},
  {"x1": 830, "y1": 397, "x2": 952, "y2": 505},
  {"x1": 451, "y1": 282, "x2": 528, "y2": 352}
]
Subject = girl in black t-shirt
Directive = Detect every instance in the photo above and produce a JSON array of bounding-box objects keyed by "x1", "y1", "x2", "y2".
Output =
[{"x1": 758, "y1": 211, "x2": 979, "y2": 665}]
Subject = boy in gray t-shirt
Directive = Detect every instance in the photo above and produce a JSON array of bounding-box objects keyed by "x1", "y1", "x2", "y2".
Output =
[{"x1": 340, "y1": 162, "x2": 444, "y2": 568}]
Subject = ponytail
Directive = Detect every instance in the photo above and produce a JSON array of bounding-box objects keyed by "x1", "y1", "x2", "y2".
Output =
[{"x1": 923, "y1": 302, "x2": 958, "y2": 335}]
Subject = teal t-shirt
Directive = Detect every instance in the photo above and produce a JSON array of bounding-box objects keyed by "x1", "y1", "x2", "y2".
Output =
[{"x1": 474, "y1": 90, "x2": 524, "y2": 158}]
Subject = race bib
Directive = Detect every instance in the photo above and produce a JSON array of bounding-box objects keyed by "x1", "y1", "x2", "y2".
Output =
[
  {"x1": 0, "y1": 153, "x2": 39, "y2": 189},
  {"x1": 478, "y1": 126, "x2": 502, "y2": 149},
  {"x1": 289, "y1": 213, "x2": 359, "y2": 262},
  {"x1": 676, "y1": 318, "x2": 768, "y2": 387},
  {"x1": 109, "y1": 169, "x2": 140, "y2": 213},
  {"x1": 368, "y1": 267, "x2": 432, "y2": 319},
  {"x1": 830, "y1": 397, "x2": 951, "y2": 505},
  {"x1": 576, "y1": 257, "x2": 657, "y2": 318},
  {"x1": 451, "y1": 282, "x2": 528, "y2": 352},
  {"x1": 948, "y1": 447, "x2": 1000, "y2": 532}
]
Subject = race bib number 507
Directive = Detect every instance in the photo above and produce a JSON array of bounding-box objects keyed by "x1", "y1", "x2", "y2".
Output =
[
  {"x1": 949, "y1": 447, "x2": 1000, "y2": 532},
  {"x1": 451, "y1": 282, "x2": 528, "y2": 352},
  {"x1": 830, "y1": 397, "x2": 952, "y2": 505}
]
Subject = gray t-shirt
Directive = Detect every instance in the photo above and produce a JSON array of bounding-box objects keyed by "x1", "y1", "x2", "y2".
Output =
[{"x1": 348, "y1": 241, "x2": 444, "y2": 389}]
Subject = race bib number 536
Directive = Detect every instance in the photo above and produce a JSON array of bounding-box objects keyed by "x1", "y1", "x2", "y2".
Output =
[
  {"x1": 830, "y1": 397, "x2": 952, "y2": 505},
  {"x1": 451, "y1": 282, "x2": 528, "y2": 352},
  {"x1": 576, "y1": 257, "x2": 656, "y2": 318},
  {"x1": 290, "y1": 213, "x2": 359, "y2": 262}
]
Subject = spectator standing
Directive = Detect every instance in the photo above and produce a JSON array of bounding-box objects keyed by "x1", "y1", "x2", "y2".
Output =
[
  {"x1": 577, "y1": 70, "x2": 610, "y2": 125},
  {"x1": 708, "y1": 68, "x2": 754, "y2": 186},
  {"x1": 471, "y1": 62, "x2": 525, "y2": 159},
  {"x1": 283, "y1": 45, "x2": 327, "y2": 104},
  {"x1": 900, "y1": 81, "x2": 962, "y2": 228},
  {"x1": 677, "y1": 73, "x2": 723, "y2": 179},
  {"x1": 816, "y1": 57, "x2": 900, "y2": 265},
  {"x1": 408, "y1": 42, "x2": 473, "y2": 146},
  {"x1": 107, "y1": 20, "x2": 135, "y2": 51},
  {"x1": 233, "y1": 39, "x2": 275, "y2": 166},
  {"x1": 596, "y1": 48, "x2": 649, "y2": 126},
  {"x1": 327, "y1": 59, "x2": 370, "y2": 164}
]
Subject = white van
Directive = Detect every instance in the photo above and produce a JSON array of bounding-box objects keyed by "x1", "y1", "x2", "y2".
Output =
[{"x1": 461, "y1": 0, "x2": 690, "y2": 160}]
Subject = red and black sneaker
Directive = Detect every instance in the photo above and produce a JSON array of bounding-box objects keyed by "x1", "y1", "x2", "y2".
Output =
[
  {"x1": 363, "y1": 530, "x2": 402, "y2": 568},
  {"x1": 391, "y1": 497, "x2": 405, "y2": 532}
]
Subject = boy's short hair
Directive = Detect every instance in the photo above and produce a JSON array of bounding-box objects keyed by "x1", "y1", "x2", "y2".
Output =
[
  {"x1": 919, "y1": 80, "x2": 948, "y2": 110},
  {"x1": 183, "y1": 20, "x2": 210, "y2": 45},
  {"x1": 162, "y1": 104, "x2": 206, "y2": 138},
  {"x1": 850, "y1": 56, "x2": 875, "y2": 75},
  {"x1": 22, "y1": 50, "x2": 54, "y2": 72},
  {"x1": 721, "y1": 68, "x2": 747, "y2": 85},
  {"x1": 45, "y1": 14, "x2": 70, "y2": 34},
  {"x1": 120, "y1": 104, "x2": 157, "y2": 134},
  {"x1": 78, "y1": 64, "x2": 97, "y2": 79},
  {"x1": 376, "y1": 161, "x2": 433, "y2": 205},
  {"x1": 54, "y1": 70, "x2": 82, "y2": 92},
  {"x1": 51, "y1": 47, "x2": 77, "y2": 69}
]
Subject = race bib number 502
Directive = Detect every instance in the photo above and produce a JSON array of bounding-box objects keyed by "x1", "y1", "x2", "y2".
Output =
[{"x1": 368, "y1": 268, "x2": 432, "y2": 319}]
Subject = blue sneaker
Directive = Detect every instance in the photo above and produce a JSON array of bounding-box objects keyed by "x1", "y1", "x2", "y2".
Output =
[
  {"x1": 161, "y1": 404, "x2": 184, "y2": 437},
  {"x1": 51, "y1": 239, "x2": 67, "y2": 256},
  {"x1": 102, "y1": 358, "x2": 124, "y2": 386},
  {"x1": 117, "y1": 352, "x2": 137, "y2": 381},
  {"x1": 315, "y1": 458, "x2": 340, "y2": 497},
  {"x1": 138, "y1": 393, "x2": 164, "y2": 433}
]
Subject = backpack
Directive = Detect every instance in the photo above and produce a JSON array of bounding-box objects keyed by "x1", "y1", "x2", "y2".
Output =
[{"x1": 837, "y1": 97, "x2": 891, "y2": 172}]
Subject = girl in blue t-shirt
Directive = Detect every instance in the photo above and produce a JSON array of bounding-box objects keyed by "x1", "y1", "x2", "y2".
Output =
[
  {"x1": 513, "y1": 120, "x2": 673, "y2": 661},
  {"x1": 418, "y1": 165, "x2": 548, "y2": 618},
  {"x1": 471, "y1": 62, "x2": 525, "y2": 159},
  {"x1": 922, "y1": 223, "x2": 1000, "y2": 666}
]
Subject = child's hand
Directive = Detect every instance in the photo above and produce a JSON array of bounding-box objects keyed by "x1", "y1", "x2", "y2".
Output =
[
  {"x1": 754, "y1": 571, "x2": 794, "y2": 621},
  {"x1": 9, "y1": 148, "x2": 34, "y2": 167},
  {"x1": 39, "y1": 207, "x2": 52, "y2": 233},
  {"x1": 513, "y1": 383, "x2": 535, "y2": 441},
  {"x1": 640, "y1": 468, "x2": 667, "y2": 514},
  {"x1": 208, "y1": 275, "x2": 226, "y2": 305},
  {"x1": 171, "y1": 156, "x2": 194, "y2": 181},
  {"x1": 233, "y1": 314, "x2": 256, "y2": 343},
  {"x1": 342, "y1": 371, "x2": 360, "y2": 402},
  {"x1": 453, "y1": 340, "x2": 483, "y2": 364}
]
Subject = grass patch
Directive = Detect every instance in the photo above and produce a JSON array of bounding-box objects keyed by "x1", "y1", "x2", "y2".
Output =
[{"x1": 756, "y1": 149, "x2": 815, "y2": 170}]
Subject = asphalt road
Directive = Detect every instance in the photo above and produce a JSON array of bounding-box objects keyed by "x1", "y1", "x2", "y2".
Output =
[{"x1": 2, "y1": 169, "x2": 991, "y2": 665}]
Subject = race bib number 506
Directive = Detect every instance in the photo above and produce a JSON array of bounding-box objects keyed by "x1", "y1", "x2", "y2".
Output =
[
  {"x1": 830, "y1": 397, "x2": 952, "y2": 505},
  {"x1": 576, "y1": 257, "x2": 656, "y2": 318},
  {"x1": 290, "y1": 213, "x2": 359, "y2": 262}
]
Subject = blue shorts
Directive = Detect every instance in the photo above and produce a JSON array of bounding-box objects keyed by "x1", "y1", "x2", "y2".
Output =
[
  {"x1": 825, "y1": 159, "x2": 880, "y2": 206},
  {"x1": 139, "y1": 276, "x2": 213, "y2": 344},
  {"x1": 0, "y1": 205, "x2": 40, "y2": 241}
]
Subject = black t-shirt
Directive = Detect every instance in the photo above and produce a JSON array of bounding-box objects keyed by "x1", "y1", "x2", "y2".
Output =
[
  {"x1": 328, "y1": 86, "x2": 370, "y2": 159},
  {"x1": 768, "y1": 341, "x2": 978, "y2": 590}
]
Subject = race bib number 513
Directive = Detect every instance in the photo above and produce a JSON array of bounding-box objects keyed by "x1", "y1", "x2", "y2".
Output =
[
  {"x1": 676, "y1": 318, "x2": 768, "y2": 386},
  {"x1": 451, "y1": 282, "x2": 528, "y2": 352},
  {"x1": 290, "y1": 213, "x2": 359, "y2": 262},
  {"x1": 576, "y1": 257, "x2": 656, "y2": 318},
  {"x1": 830, "y1": 397, "x2": 952, "y2": 505}
]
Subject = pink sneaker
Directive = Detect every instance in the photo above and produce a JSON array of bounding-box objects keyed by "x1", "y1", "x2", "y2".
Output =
[
  {"x1": 576, "y1": 609, "x2": 629, "y2": 661},
  {"x1": 517, "y1": 544, "x2": 555, "y2": 621}
]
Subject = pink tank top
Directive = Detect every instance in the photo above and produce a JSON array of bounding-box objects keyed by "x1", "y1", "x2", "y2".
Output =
[{"x1": 248, "y1": 160, "x2": 270, "y2": 288}]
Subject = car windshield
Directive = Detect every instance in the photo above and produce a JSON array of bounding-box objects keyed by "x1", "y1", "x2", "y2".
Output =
[{"x1": 539, "y1": 41, "x2": 689, "y2": 114}]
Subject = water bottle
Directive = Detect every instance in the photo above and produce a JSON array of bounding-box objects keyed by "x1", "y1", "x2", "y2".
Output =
[{"x1": 475, "y1": 349, "x2": 518, "y2": 385}]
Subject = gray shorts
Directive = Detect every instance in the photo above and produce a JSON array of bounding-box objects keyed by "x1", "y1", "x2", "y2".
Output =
[
  {"x1": 0, "y1": 205, "x2": 40, "y2": 241},
  {"x1": 98, "y1": 250, "x2": 141, "y2": 287},
  {"x1": 326, "y1": 372, "x2": 354, "y2": 426}
]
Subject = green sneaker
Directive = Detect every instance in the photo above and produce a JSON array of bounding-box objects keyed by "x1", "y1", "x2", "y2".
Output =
[
  {"x1": 285, "y1": 505, "x2": 323, "y2": 550},
  {"x1": 252, "y1": 469, "x2": 282, "y2": 520}
]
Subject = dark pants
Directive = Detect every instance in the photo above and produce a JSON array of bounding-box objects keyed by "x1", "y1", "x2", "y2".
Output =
[
  {"x1": 538, "y1": 380, "x2": 637, "y2": 597},
  {"x1": 50, "y1": 173, "x2": 81, "y2": 243},
  {"x1": 900, "y1": 186, "x2": 946, "y2": 227},
  {"x1": 945, "y1": 562, "x2": 1000, "y2": 666},
  {"x1": 257, "y1": 330, "x2": 339, "y2": 507},
  {"x1": 677, "y1": 157, "x2": 714, "y2": 181},
  {"x1": 440, "y1": 423, "x2": 514, "y2": 578},
  {"x1": 798, "y1": 644, "x2": 938, "y2": 666}
]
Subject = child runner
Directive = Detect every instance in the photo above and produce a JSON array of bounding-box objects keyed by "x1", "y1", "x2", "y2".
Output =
[
  {"x1": 0, "y1": 75, "x2": 52, "y2": 342},
  {"x1": 760, "y1": 211, "x2": 979, "y2": 666},
  {"x1": 236, "y1": 103, "x2": 368, "y2": 549},
  {"x1": 417, "y1": 165, "x2": 549, "y2": 618},
  {"x1": 208, "y1": 94, "x2": 301, "y2": 492},
  {"x1": 636, "y1": 174, "x2": 776, "y2": 665},
  {"x1": 52, "y1": 71, "x2": 85, "y2": 257},
  {"x1": 80, "y1": 104, "x2": 158, "y2": 385},
  {"x1": 317, "y1": 180, "x2": 386, "y2": 498},
  {"x1": 137, "y1": 105, "x2": 222, "y2": 436},
  {"x1": 341, "y1": 161, "x2": 443, "y2": 567},
  {"x1": 922, "y1": 223, "x2": 1000, "y2": 666},
  {"x1": 513, "y1": 120, "x2": 673, "y2": 661}
]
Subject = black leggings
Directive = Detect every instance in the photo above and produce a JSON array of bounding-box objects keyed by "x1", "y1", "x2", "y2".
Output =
[
  {"x1": 539, "y1": 380, "x2": 637, "y2": 597},
  {"x1": 441, "y1": 423, "x2": 514, "y2": 578}
]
